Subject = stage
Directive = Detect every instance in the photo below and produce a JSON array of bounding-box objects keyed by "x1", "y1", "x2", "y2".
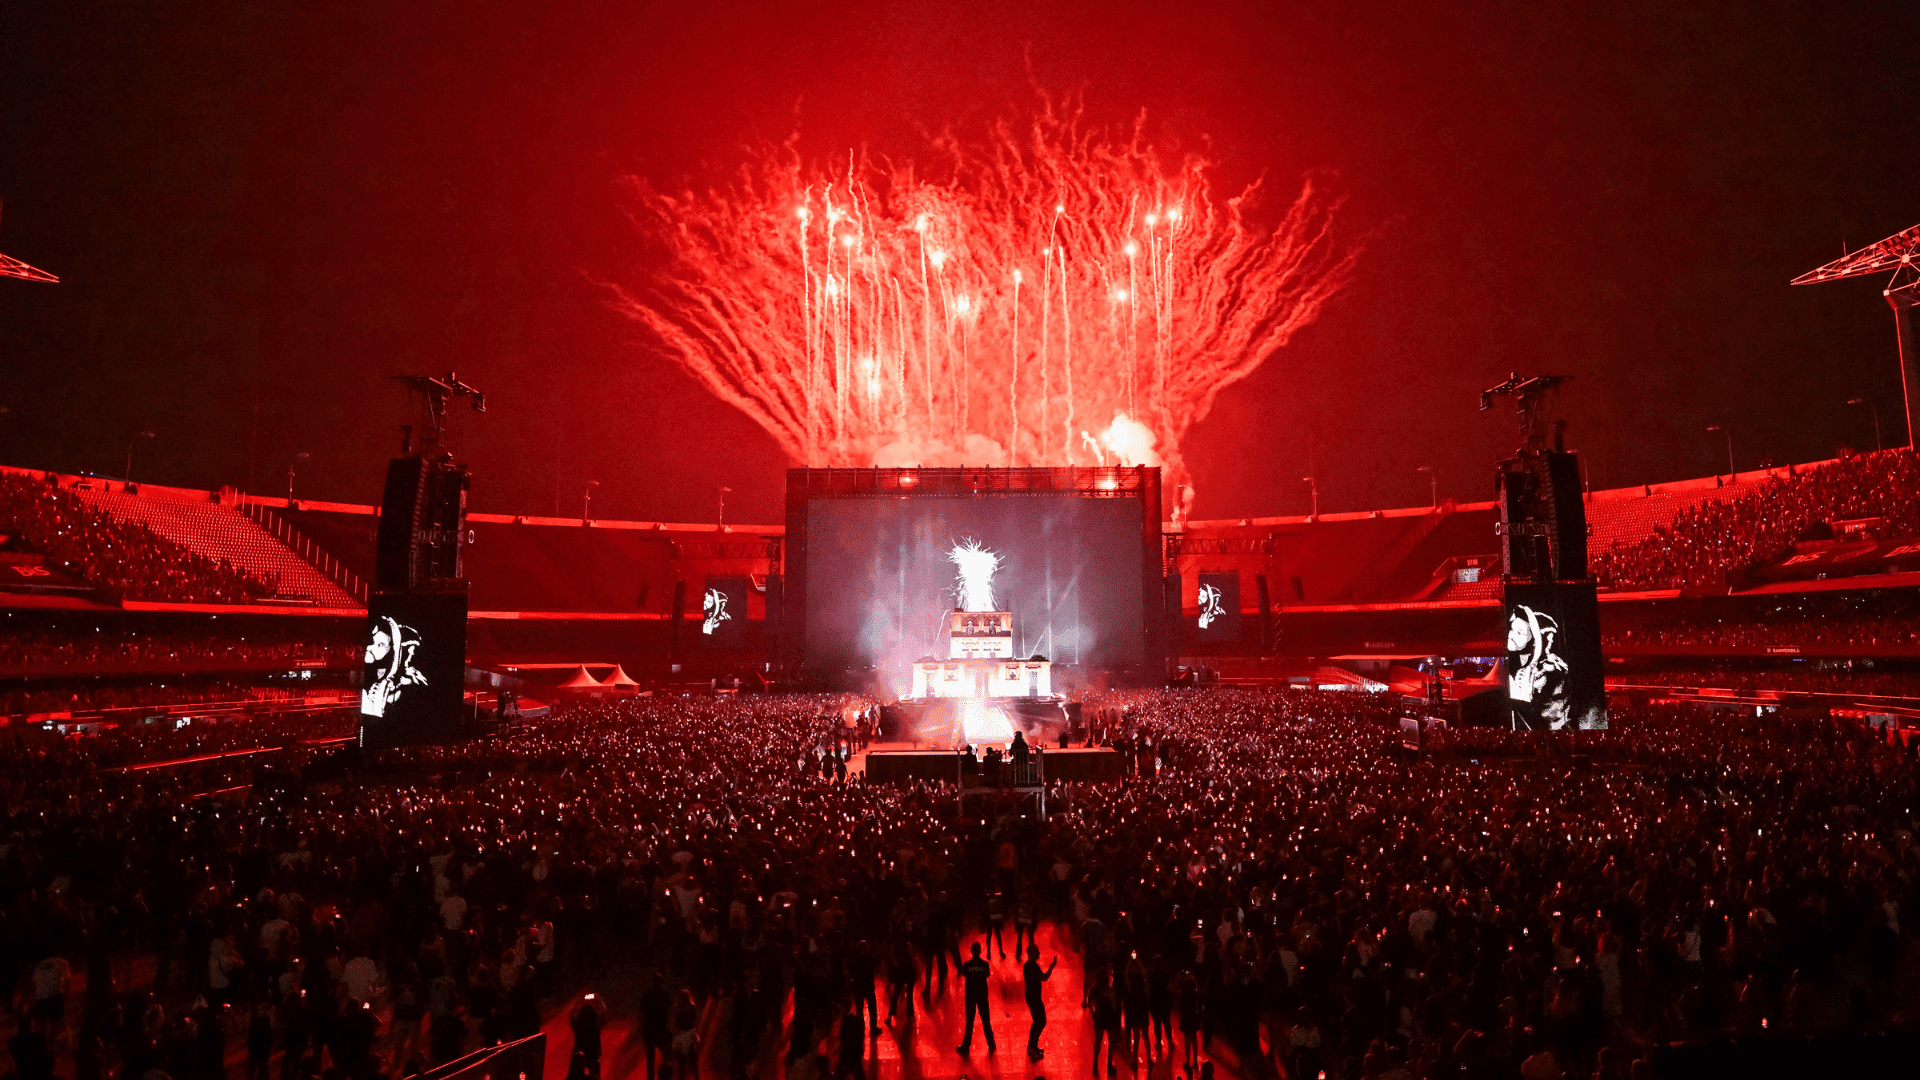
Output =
[
  {"x1": 858, "y1": 744, "x2": 1127, "y2": 784},
  {"x1": 878, "y1": 697, "x2": 1080, "y2": 745}
]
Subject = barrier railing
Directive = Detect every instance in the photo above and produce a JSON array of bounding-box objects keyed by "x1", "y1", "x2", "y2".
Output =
[{"x1": 242, "y1": 502, "x2": 367, "y2": 604}]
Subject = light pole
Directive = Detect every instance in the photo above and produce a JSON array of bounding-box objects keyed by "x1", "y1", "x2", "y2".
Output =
[
  {"x1": 583, "y1": 480, "x2": 600, "y2": 523},
  {"x1": 1301, "y1": 475, "x2": 1318, "y2": 519},
  {"x1": 1706, "y1": 425, "x2": 1735, "y2": 478},
  {"x1": 1417, "y1": 465, "x2": 1438, "y2": 508},
  {"x1": 718, "y1": 486, "x2": 732, "y2": 531},
  {"x1": 124, "y1": 430, "x2": 155, "y2": 484},
  {"x1": 1847, "y1": 397, "x2": 1883, "y2": 453},
  {"x1": 287, "y1": 452, "x2": 310, "y2": 503}
]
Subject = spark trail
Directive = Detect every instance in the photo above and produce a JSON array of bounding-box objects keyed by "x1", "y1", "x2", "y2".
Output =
[{"x1": 610, "y1": 101, "x2": 1358, "y2": 492}]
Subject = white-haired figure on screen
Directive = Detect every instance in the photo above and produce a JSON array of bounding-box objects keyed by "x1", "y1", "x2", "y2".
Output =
[
  {"x1": 1197, "y1": 583, "x2": 1226, "y2": 629},
  {"x1": 703, "y1": 587, "x2": 731, "y2": 635},
  {"x1": 1507, "y1": 604, "x2": 1570, "y2": 730},
  {"x1": 362, "y1": 616, "x2": 428, "y2": 718}
]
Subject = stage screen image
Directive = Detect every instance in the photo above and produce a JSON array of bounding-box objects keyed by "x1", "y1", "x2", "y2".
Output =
[
  {"x1": 1503, "y1": 581, "x2": 1608, "y2": 731},
  {"x1": 360, "y1": 591, "x2": 468, "y2": 748},
  {"x1": 1195, "y1": 572, "x2": 1241, "y2": 641},
  {"x1": 702, "y1": 576, "x2": 751, "y2": 646},
  {"x1": 804, "y1": 495, "x2": 1146, "y2": 674}
]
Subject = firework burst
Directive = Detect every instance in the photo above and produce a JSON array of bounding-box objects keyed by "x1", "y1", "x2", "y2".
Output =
[{"x1": 610, "y1": 99, "x2": 1358, "y2": 494}]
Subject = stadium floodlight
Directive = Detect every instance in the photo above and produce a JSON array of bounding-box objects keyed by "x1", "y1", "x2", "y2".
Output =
[
  {"x1": 125, "y1": 430, "x2": 155, "y2": 484},
  {"x1": 0, "y1": 200, "x2": 57, "y2": 283},
  {"x1": 1846, "y1": 397, "x2": 1883, "y2": 453},
  {"x1": 1794, "y1": 222, "x2": 1920, "y2": 448},
  {"x1": 0, "y1": 252, "x2": 55, "y2": 283},
  {"x1": 288, "y1": 451, "x2": 311, "y2": 502},
  {"x1": 1417, "y1": 465, "x2": 1438, "y2": 508},
  {"x1": 1706, "y1": 425, "x2": 1735, "y2": 478}
]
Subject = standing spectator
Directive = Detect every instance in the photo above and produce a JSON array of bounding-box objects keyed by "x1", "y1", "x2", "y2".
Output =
[
  {"x1": 847, "y1": 940, "x2": 881, "y2": 1037},
  {"x1": 836, "y1": 1007, "x2": 866, "y2": 1080},
  {"x1": 955, "y1": 943, "x2": 994, "y2": 1056},
  {"x1": 669, "y1": 989, "x2": 700, "y2": 1080},
  {"x1": 388, "y1": 961, "x2": 427, "y2": 1069},
  {"x1": 343, "y1": 952, "x2": 379, "y2": 1006},
  {"x1": 245, "y1": 999, "x2": 275, "y2": 1080},
  {"x1": 209, "y1": 930, "x2": 245, "y2": 1007},
  {"x1": 1022, "y1": 946, "x2": 1056, "y2": 1062},
  {"x1": 639, "y1": 974, "x2": 672, "y2": 1080},
  {"x1": 569, "y1": 995, "x2": 604, "y2": 1080},
  {"x1": 30, "y1": 953, "x2": 70, "y2": 1036}
]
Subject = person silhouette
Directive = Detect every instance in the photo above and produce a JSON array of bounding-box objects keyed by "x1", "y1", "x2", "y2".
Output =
[
  {"x1": 1023, "y1": 945, "x2": 1057, "y2": 1061},
  {"x1": 956, "y1": 942, "x2": 995, "y2": 1055}
]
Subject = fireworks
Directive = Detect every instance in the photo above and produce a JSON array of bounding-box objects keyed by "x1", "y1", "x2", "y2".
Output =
[
  {"x1": 948, "y1": 539, "x2": 1002, "y2": 613},
  {"x1": 610, "y1": 100, "x2": 1358, "y2": 492}
]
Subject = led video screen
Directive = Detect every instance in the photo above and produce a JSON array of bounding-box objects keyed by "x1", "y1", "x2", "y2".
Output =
[
  {"x1": 360, "y1": 591, "x2": 468, "y2": 748},
  {"x1": 1504, "y1": 581, "x2": 1608, "y2": 730},
  {"x1": 701, "y1": 576, "x2": 752, "y2": 647},
  {"x1": 804, "y1": 495, "x2": 1146, "y2": 672},
  {"x1": 1195, "y1": 572, "x2": 1241, "y2": 641}
]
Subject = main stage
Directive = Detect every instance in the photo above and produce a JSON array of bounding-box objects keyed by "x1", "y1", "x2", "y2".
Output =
[{"x1": 859, "y1": 745, "x2": 1126, "y2": 785}]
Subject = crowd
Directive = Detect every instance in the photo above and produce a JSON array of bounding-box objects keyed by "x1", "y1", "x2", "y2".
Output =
[
  {"x1": 1603, "y1": 591, "x2": 1920, "y2": 651},
  {"x1": 0, "y1": 616, "x2": 360, "y2": 671},
  {"x1": 1616, "y1": 664, "x2": 1920, "y2": 698},
  {"x1": 0, "y1": 689, "x2": 1915, "y2": 1080},
  {"x1": 1591, "y1": 449, "x2": 1920, "y2": 591},
  {"x1": 0, "y1": 474, "x2": 278, "y2": 604},
  {"x1": 40, "y1": 711, "x2": 359, "y2": 769},
  {"x1": 0, "y1": 681, "x2": 348, "y2": 721}
]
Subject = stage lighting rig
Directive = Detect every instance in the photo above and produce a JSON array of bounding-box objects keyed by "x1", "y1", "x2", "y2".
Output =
[
  {"x1": 1480, "y1": 372, "x2": 1571, "y2": 455},
  {"x1": 1481, "y1": 377, "x2": 1606, "y2": 730},
  {"x1": 395, "y1": 372, "x2": 486, "y2": 456},
  {"x1": 365, "y1": 374, "x2": 485, "y2": 749}
]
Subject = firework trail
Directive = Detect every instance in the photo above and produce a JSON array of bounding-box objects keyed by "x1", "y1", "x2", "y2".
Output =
[{"x1": 610, "y1": 99, "x2": 1358, "y2": 494}]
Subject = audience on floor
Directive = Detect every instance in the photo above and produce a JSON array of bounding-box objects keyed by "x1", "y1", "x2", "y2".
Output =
[{"x1": 0, "y1": 689, "x2": 1911, "y2": 1080}]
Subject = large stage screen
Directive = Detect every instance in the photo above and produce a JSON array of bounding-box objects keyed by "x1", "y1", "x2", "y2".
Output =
[
  {"x1": 1504, "y1": 581, "x2": 1608, "y2": 731},
  {"x1": 1195, "y1": 572, "x2": 1242, "y2": 642},
  {"x1": 360, "y1": 591, "x2": 468, "y2": 748},
  {"x1": 802, "y1": 493, "x2": 1147, "y2": 674}
]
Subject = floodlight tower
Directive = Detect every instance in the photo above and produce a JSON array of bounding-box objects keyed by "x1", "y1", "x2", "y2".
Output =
[
  {"x1": 0, "y1": 200, "x2": 59, "y2": 283},
  {"x1": 1792, "y1": 222, "x2": 1920, "y2": 448},
  {"x1": 0, "y1": 252, "x2": 56, "y2": 283}
]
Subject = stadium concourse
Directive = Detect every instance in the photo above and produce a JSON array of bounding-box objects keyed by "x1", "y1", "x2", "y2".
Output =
[{"x1": 9, "y1": 453, "x2": 1920, "y2": 1078}]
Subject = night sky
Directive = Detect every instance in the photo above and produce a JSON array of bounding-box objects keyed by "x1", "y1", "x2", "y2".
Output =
[{"x1": 1, "y1": 1, "x2": 1915, "y2": 525}]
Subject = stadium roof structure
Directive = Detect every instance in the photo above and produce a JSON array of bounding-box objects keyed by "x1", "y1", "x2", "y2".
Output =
[{"x1": 1792, "y1": 222, "x2": 1920, "y2": 287}]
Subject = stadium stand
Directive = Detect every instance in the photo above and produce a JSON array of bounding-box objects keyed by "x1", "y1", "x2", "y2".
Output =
[
  {"x1": 0, "y1": 610, "x2": 359, "y2": 672},
  {"x1": 12, "y1": 448, "x2": 1920, "y2": 685},
  {"x1": 1367, "y1": 504, "x2": 1501, "y2": 600},
  {"x1": 1584, "y1": 470, "x2": 1776, "y2": 549},
  {"x1": 0, "y1": 470, "x2": 278, "y2": 604},
  {"x1": 70, "y1": 484, "x2": 357, "y2": 606},
  {"x1": 279, "y1": 505, "x2": 689, "y2": 613},
  {"x1": 1591, "y1": 449, "x2": 1920, "y2": 591}
]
